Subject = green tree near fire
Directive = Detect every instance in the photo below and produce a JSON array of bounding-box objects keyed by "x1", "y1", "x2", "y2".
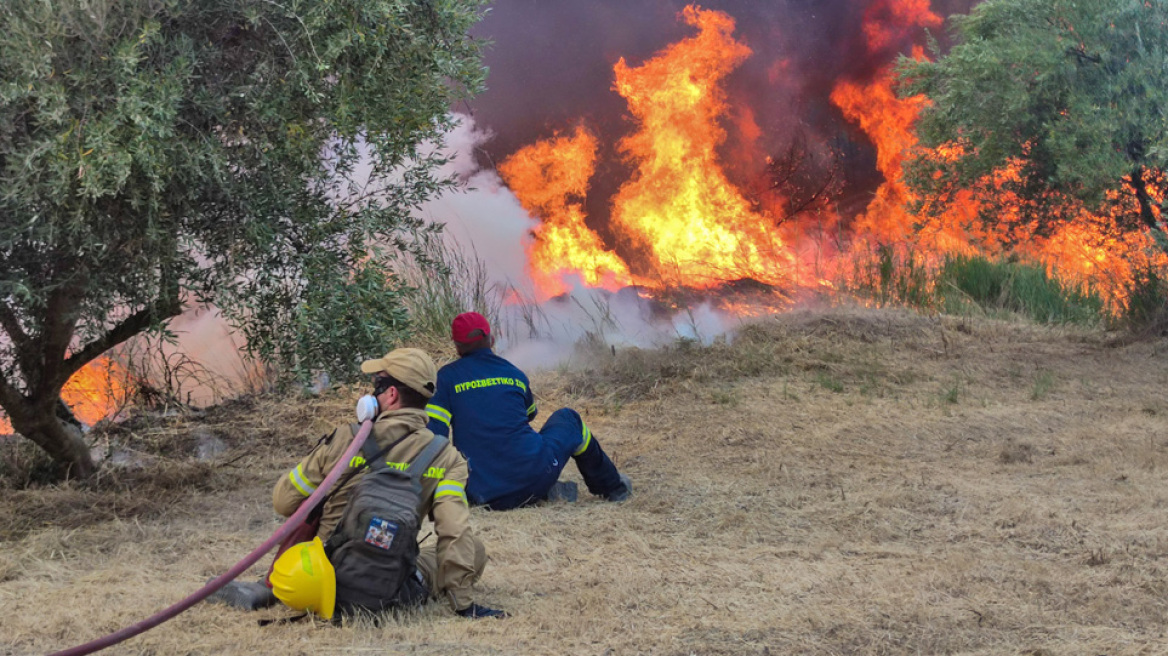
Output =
[
  {"x1": 899, "y1": 0, "x2": 1168, "y2": 253},
  {"x1": 0, "y1": 0, "x2": 486, "y2": 478}
]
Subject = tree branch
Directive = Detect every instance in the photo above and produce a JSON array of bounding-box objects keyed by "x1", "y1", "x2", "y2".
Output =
[
  {"x1": 0, "y1": 302, "x2": 42, "y2": 389},
  {"x1": 0, "y1": 301, "x2": 33, "y2": 356},
  {"x1": 35, "y1": 280, "x2": 84, "y2": 397},
  {"x1": 54, "y1": 293, "x2": 183, "y2": 390},
  {"x1": 0, "y1": 368, "x2": 25, "y2": 414},
  {"x1": 1128, "y1": 166, "x2": 1165, "y2": 248},
  {"x1": 1065, "y1": 45, "x2": 1103, "y2": 65}
]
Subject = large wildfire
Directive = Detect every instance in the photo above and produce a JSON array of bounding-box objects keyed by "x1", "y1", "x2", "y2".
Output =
[
  {"x1": 498, "y1": 1, "x2": 1165, "y2": 308},
  {"x1": 3, "y1": 1, "x2": 1163, "y2": 436},
  {"x1": 501, "y1": 6, "x2": 796, "y2": 297}
]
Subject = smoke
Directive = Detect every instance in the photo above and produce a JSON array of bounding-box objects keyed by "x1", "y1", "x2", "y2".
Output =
[
  {"x1": 467, "y1": 0, "x2": 980, "y2": 224},
  {"x1": 419, "y1": 113, "x2": 759, "y2": 370},
  {"x1": 414, "y1": 116, "x2": 537, "y2": 294}
]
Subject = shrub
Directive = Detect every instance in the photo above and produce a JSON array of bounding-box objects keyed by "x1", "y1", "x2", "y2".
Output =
[
  {"x1": 1121, "y1": 267, "x2": 1168, "y2": 335},
  {"x1": 849, "y1": 250, "x2": 1104, "y2": 326},
  {"x1": 936, "y1": 255, "x2": 1103, "y2": 325}
]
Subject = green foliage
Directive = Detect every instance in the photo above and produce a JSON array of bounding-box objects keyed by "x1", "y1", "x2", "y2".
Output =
[
  {"x1": 291, "y1": 261, "x2": 412, "y2": 385},
  {"x1": 0, "y1": 0, "x2": 486, "y2": 473},
  {"x1": 816, "y1": 374, "x2": 844, "y2": 394},
  {"x1": 398, "y1": 236, "x2": 501, "y2": 343},
  {"x1": 940, "y1": 376, "x2": 962, "y2": 404},
  {"x1": 1121, "y1": 266, "x2": 1168, "y2": 331},
  {"x1": 1032, "y1": 370, "x2": 1056, "y2": 400},
  {"x1": 863, "y1": 246, "x2": 933, "y2": 309},
  {"x1": 850, "y1": 251, "x2": 1104, "y2": 325},
  {"x1": 937, "y1": 255, "x2": 1103, "y2": 324},
  {"x1": 899, "y1": 0, "x2": 1168, "y2": 249}
]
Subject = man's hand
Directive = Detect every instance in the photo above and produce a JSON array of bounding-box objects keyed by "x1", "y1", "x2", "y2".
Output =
[{"x1": 457, "y1": 603, "x2": 508, "y2": 619}]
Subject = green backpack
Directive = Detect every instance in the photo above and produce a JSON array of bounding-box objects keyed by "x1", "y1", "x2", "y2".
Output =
[{"x1": 326, "y1": 432, "x2": 448, "y2": 614}]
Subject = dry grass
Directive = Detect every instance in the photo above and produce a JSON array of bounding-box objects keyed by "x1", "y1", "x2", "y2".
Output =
[{"x1": 4, "y1": 305, "x2": 1168, "y2": 655}]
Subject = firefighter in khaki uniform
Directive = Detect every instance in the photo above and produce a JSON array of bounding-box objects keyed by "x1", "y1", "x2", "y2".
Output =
[{"x1": 272, "y1": 348, "x2": 506, "y2": 619}]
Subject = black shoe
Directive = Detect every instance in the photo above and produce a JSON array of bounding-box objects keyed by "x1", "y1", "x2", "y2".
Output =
[
  {"x1": 205, "y1": 580, "x2": 279, "y2": 611},
  {"x1": 605, "y1": 473, "x2": 632, "y2": 502},
  {"x1": 547, "y1": 480, "x2": 579, "y2": 503}
]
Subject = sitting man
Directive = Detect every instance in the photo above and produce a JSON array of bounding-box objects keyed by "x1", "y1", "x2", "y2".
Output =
[
  {"x1": 425, "y1": 312, "x2": 632, "y2": 510},
  {"x1": 271, "y1": 347, "x2": 505, "y2": 619}
]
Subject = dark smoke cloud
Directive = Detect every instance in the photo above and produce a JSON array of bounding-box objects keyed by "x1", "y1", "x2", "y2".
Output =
[{"x1": 466, "y1": 0, "x2": 981, "y2": 224}]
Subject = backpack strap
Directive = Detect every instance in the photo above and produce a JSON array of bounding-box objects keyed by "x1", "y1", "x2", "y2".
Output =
[
  {"x1": 353, "y1": 422, "x2": 413, "y2": 473},
  {"x1": 323, "y1": 424, "x2": 401, "y2": 510},
  {"x1": 359, "y1": 433, "x2": 384, "y2": 463},
  {"x1": 408, "y1": 435, "x2": 449, "y2": 486},
  {"x1": 323, "y1": 424, "x2": 412, "y2": 556}
]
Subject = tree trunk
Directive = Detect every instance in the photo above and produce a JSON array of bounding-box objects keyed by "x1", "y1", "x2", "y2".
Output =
[
  {"x1": 1129, "y1": 166, "x2": 1168, "y2": 254},
  {"x1": 6, "y1": 402, "x2": 97, "y2": 480},
  {"x1": 25, "y1": 420, "x2": 96, "y2": 479}
]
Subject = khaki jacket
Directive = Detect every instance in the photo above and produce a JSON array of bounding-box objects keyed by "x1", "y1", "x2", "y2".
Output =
[{"x1": 273, "y1": 408, "x2": 479, "y2": 610}]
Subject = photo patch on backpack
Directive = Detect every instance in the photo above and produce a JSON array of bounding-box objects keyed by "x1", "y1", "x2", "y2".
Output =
[{"x1": 364, "y1": 517, "x2": 398, "y2": 550}]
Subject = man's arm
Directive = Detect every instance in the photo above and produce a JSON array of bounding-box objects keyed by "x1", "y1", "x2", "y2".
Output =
[
  {"x1": 426, "y1": 371, "x2": 454, "y2": 437},
  {"x1": 522, "y1": 372, "x2": 538, "y2": 423},
  {"x1": 429, "y1": 453, "x2": 483, "y2": 612},
  {"x1": 272, "y1": 427, "x2": 346, "y2": 517}
]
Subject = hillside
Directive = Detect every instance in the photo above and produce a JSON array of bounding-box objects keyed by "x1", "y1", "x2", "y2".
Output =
[{"x1": 4, "y1": 306, "x2": 1168, "y2": 655}]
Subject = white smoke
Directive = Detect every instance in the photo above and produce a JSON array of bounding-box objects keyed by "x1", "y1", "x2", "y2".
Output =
[
  {"x1": 416, "y1": 115, "x2": 750, "y2": 370},
  {"x1": 126, "y1": 113, "x2": 751, "y2": 397},
  {"x1": 414, "y1": 115, "x2": 537, "y2": 295}
]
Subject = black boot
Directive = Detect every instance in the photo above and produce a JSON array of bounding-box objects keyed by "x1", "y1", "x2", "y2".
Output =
[
  {"x1": 546, "y1": 480, "x2": 579, "y2": 503},
  {"x1": 605, "y1": 473, "x2": 633, "y2": 502},
  {"x1": 205, "y1": 580, "x2": 279, "y2": 611},
  {"x1": 573, "y1": 432, "x2": 623, "y2": 498}
]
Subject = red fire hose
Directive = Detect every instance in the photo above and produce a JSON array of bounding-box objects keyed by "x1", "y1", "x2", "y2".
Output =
[{"x1": 48, "y1": 419, "x2": 374, "y2": 656}]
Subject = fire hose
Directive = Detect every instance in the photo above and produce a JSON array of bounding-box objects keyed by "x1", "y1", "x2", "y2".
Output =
[{"x1": 48, "y1": 419, "x2": 374, "y2": 656}]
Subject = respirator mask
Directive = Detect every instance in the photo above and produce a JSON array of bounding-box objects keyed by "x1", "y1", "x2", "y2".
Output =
[{"x1": 355, "y1": 375, "x2": 395, "y2": 423}]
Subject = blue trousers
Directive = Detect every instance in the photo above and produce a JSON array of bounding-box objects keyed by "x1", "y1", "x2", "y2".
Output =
[{"x1": 483, "y1": 408, "x2": 622, "y2": 511}]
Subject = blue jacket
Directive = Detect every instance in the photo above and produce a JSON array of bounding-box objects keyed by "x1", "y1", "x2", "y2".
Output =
[{"x1": 425, "y1": 349, "x2": 544, "y2": 503}]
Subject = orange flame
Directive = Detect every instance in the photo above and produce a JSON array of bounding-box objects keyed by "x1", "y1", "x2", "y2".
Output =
[
  {"x1": 862, "y1": 0, "x2": 942, "y2": 52},
  {"x1": 501, "y1": 6, "x2": 798, "y2": 298},
  {"x1": 828, "y1": 0, "x2": 1166, "y2": 309},
  {"x1": 832, "y1": 57, "x2": 1165, "y2": 308},
  {"x1": 503, "y1": 1, "x2": 1163, "y2": 313},
  {"x1": 831, "y1": 63, "x2": 982, "y2": 257},
  {"x1": 610, "y1": 6, "x2": 795, "y2": 288},
  {"x1": 498, "y1": 126, "x2": 634, "y2": 299},
  {"x1": 0, "y1": 357, "x2": 132, "y2": 435}
]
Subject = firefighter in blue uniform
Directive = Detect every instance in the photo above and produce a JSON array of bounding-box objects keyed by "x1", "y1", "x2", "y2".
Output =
[{"x1": 426, "y1": 312, "x2": 632, "y2": 510}]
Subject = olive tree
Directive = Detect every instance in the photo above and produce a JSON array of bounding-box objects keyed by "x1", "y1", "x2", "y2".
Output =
[
  {"x1": 0, "y1": 0, "x2": 486, "y2": 477},
  {"x1": 899, "y1": 0, "x2": 1168, "y2": 249}
]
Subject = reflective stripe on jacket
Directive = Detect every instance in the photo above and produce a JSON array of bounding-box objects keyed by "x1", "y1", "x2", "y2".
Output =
[
  {"x1": 425, "y1": 348, "x2": 546, "y2": 504},
  {"x1": 272, "y1": 407, "x2": 478, "y2": 610}
]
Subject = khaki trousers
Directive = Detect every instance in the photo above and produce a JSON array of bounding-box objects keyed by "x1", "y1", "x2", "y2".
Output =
[{"x1": 414, "y1": 534, "x2": 488, "y2": 604}]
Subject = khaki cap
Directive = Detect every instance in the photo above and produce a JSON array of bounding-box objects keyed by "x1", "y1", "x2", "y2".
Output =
[{"x1": 359, "y1": 348, "x2": 437, "y2": 398}]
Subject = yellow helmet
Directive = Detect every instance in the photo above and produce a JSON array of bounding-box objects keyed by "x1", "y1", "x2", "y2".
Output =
[{"x1": 270, "y1": 537, "x2": 336, "y2": 619}]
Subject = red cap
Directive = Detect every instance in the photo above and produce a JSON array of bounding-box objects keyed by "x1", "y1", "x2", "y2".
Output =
[{"x1": 451, "y1": 312, "x2": 491, "y2": 344}]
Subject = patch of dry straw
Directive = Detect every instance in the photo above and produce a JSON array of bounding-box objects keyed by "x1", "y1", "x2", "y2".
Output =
[{"x1": 3, "y1": 306, "x2": 1168, "y2": 655}]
